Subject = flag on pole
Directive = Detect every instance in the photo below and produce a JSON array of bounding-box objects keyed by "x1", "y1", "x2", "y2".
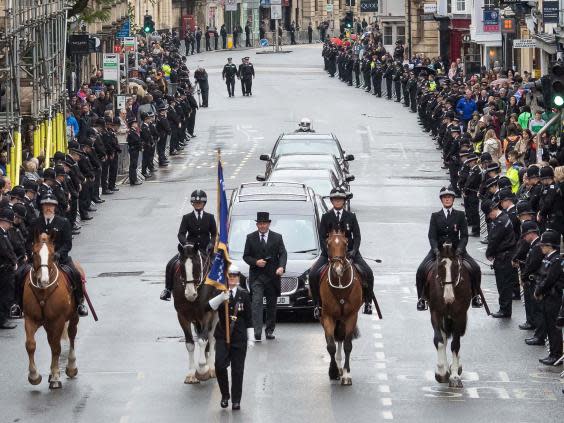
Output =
[{"x1": 205, "y1": 155, "x2": 231, "y2": 291}]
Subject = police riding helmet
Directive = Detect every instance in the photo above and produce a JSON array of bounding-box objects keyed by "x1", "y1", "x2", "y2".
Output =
[
  {"x1": 539, "y1": 230, "x2": 561, "y2": 249},
  {"x1": 40, "y1": 193, "x2": 58, "y2": 206},
  {"x1": 329, "y1": 188, "x2": 347, "y2": 199},
  {"x1": 191, "y1": 190, "x2": 207, "y2": 203},
  {"x1": 299, "y1": 117, "x2": 312, "y2": 131},
  {"x1": 438, "y1": 186, "x2": 456, "y2": 198}
]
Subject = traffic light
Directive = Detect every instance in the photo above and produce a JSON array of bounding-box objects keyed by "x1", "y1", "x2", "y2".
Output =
[
  {"x1": 143, "y1": 15, "x2": 155, "y2": 34},
  {"x1": 551, "y1": 61, "x2": 564, "y2": 107},
  {"x1": 343, "y1": 12, "x2": 353, "y2": 30}
]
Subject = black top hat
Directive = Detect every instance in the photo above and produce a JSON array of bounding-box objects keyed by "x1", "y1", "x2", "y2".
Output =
[{"x1": 256, "y1": 211, "x2": 271, "y2": 223}]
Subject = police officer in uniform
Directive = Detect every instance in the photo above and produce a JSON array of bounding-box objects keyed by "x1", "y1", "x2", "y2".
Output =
[
  {"x1": 125, "y1": 118, "x2": 141, "y2": 187},
  {"x1": 371, "y1": 56, "x2": 383, "y2": 97},
  {"x1": 393, "y1": 62, "x2": 402, "y2": 102},
  {"x1": 309, "y1": 188, "x2": 375, "y2": 317},
  {"x1": 534, "y1": 230, "x2": 564, "y2": 365},
  {"x1": 239, "y1": 57, "x2": 255, "y2": 96},
  {"x1": 161, "y1": 190, "x2": 217, "y2": 300},
  {"x1": 415, "y1": 187, "x2": 483, "y2": 311},
  {"x1": 222, "y1": 58, "x2": 238, "y2": 97},
  {"x1": 383, "y1": 59, "x2": 394, "y2": 100},
  {"x1": 361, "y1": 55, "x2": 371, "y2": 93},
  {"x1": 25, "y1": 194, "x2": 88, "y2": 316},
  {"x1": 482, "y1": 198, "x2": 518, "y2": 318},
  {"x1": 206, "y1": 264, "x2": 253, "y2": 410},
  {"x1": 155, "y1": 103, "x2": 171, "y2": 167},
  {"x1": 538, "y1": 166, "x2": 564, "y2": 237},
  {"x1": 140, "y1": 111, "x2": 156, "y2": 179},
  {"x1": 462, "y1": 153, "x2": 481, "y2": 236},
  {"x1": 0, "y1": 208, "x2": 18, "y2": 329}
]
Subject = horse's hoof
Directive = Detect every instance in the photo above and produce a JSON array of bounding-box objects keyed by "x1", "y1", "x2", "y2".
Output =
[
  {"x1": 66, "y1": 367, "x2": 78, "y2": 379},
  {"x1": 341, "y1": 377, "x2": 352, "y2": 386},
  {"x1": 435, "y1": 372, "x2": 450, "y2": 384},
  {"x1": 209, "y1": 369, "x2": 216, "y2": 378},
  {"x1": 184, "y1": 375, "x2": 200, "y2": 384},
  {"x1": 195, "y1": 370, "x2": 210, "y2": 381},
  {"x1": 329, "y1": 366, "x2": 340, "y2": 380},
  {"x1": 49, "y1": 380, "x2": 62, "y2": 390},
  {"x1": 449, "y1": 377, "x2": 463, "y2": 389},
  {"x1": 28, "y1": 374, "x2": 42, "y2": 386}
]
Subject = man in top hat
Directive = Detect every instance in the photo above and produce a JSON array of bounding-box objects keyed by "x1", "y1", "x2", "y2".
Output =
[
  {"x1": 534, "y1": 230, "x2": 564, "y2": 365},
  {"x1": 243, "y1": 211, "x2": 287, "y2": 341},
  {"x1": 0, "y1": 207, "x2": 18, "y2": 329},
  {"x1": 222, "y1": 58, "x2": 238, "y2": 98},
  {"x1": 207, "y1": 263, "x2": 253, "y2": 410}
]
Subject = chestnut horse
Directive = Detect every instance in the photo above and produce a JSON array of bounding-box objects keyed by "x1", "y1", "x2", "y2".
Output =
[
  {"x1": 23, "y1": 233, "x2": 81, "y2": 389},
  {"x1": 425, "y1": 242, "x2": 472, "y2": 388},
  {"x1": 319, "y1": 229, "x2": 363, "y2": 386},
  {"x1": 171, "y1": 243, "x2": 217, "y2": 384}
]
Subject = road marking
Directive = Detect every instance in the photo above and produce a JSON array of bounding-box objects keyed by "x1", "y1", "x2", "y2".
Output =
[
  {"x1": 498, "y1": 371, "x2": 510, "y2": 382},
  {"x1": 381, "y1": 398, "x2": 392, "y2": 406},
  {"x1": 382, "y1": 411, "x2": 394, "y2": 420},
  {"x1": 378, "y1": 385, "x2": 390, "y2": 393},
  {"x1": 375, "y1": 351, "x2": 386, "y2": 360},
  {"x1": 374, "y1": 342, "x2": 384, "y2": 349}
]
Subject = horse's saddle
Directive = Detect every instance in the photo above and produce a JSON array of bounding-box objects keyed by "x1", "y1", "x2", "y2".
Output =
[{"x1": 58, "y1": 264, "x2": 77, "y2": 291}]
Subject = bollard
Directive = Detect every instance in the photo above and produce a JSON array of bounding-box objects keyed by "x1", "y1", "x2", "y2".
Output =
[
  {"x1": 45, "y1": 118, "x2": 52, "y2": 168},
  {"x1": 33, "y1": 124, "x2": 41, "y2": 158},
  {"x1": 14, "y1": 129, "x2": 22, "y2": 186}
]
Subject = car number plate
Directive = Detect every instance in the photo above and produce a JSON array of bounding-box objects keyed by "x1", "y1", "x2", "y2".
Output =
[{"x1": 263, "y1": 296, "x2": 290, "y2": 305}]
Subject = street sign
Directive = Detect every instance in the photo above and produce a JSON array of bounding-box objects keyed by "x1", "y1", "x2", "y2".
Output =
[
  {"x1": 260, "y1": 38, "x2": 269, "y2": 47},
  {"x1": 123, "y1": 37, "x2": 137, "y2": 52},
  {"x1": 423, "y1": 3, "x2": 437, "y2": 14},
  {"x1": 116, "y1": 18, "x2": 130, "y2": 38},
  {"x1": 270, "y1": 0, "x2": 281, "y2": 4},
  {"x1": 513, "y1": 39, "x2": 536, "y2": 49},
  {"x1": 543, "y1": 1, "x2": 559, "y2": 24},
  {"x1": 360, "y1": 0, "x2": 378, "y2": 12},
  {"x1": 68, "y1": 35, "x2": 90, "y2": 55},
  {"x1": 271, "y1": 4, "x2": 282, "y2": 19},
  {"x1": 225, "y1": 0, "x2": 237, "y2": 12},
  {"x1": 483, "y1": 10, "x2": 499, "y2": 32},
  {"x1": 103, "y1": 54, "x2": 119, "y2": 83},
  {"x1": 326, "y1": 4, "x2": 333, "y2": 12}
]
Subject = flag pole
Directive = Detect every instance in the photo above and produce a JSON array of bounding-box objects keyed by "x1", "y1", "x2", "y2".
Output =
[{"x1": 217, "y1": 148, "x2": 231, "y2": 345}]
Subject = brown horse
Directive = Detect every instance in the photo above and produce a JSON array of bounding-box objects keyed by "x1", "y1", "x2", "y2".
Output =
[
  {"x1": 171, "y1": 243, "x2": 217, "y2": 384},
  {"x1": 23, "y1": 233, "x2": 81, "y2": 389},
  {"x1": 425, "y1": 242, "x2": 472, "y2": 388},
  {"x1": 319, "y1": 229, "x2": 363, "y2": 386}
]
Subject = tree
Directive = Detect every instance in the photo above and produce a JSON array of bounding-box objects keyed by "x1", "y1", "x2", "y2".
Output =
[{"x1": 68, "y1": 0, "x2": 116, "y2": 24}]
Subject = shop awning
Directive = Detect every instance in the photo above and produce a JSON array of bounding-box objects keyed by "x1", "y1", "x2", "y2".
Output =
[{"x1": 534, "y1": 33, "x2": 557, "y2": 55}]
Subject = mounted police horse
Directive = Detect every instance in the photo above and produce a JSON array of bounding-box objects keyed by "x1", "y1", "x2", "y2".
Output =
[
  {"x1": 425, "y1": 242, "x2": 472, "y2": 388},
  {"x1": 23, "y1": 233, "x2": 81, "y2": 389},
  {"x1": 171, "y1": 242, "x2": 217, "y2": 384},
  {"x1": 319, "y1": 229, "x2": 363, "y2": 385}
]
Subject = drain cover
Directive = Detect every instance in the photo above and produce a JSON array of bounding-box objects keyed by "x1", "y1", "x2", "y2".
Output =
[
  {"x1": 156, "y1": 336, "x2": 185, "y2": 343},
  {"x1": 97, "y1": 271, "x2": 144, "y2": 277}
]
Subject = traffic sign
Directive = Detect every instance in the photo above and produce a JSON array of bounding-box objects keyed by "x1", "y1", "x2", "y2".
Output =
[
  {"x1": 123, "y1": 36, "x2": 137, "y2": 52},
  {"x1": 271, "y1": 4, "x2": 282, "y2": 19},
  {"x1": 260, "y1": 38, "x2": 269, "y2": 47},
  {"x1": 103, "y1": 54, "x2": 119, "y2": 83},
  {"x1": 513, "y1": 39, "x2": 536, "y2": 49},
  {"x1": 225, "y1": 0, "x2": 237, "y2": 12},
  {"x1": 326, "y1": 4, "x2": 333, "y2": 12}
]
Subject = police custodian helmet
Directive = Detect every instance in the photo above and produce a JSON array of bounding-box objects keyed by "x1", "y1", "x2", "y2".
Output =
[
  {"x1": 191, "y1": 190, "x2": 207, "y2": 203},
  {"x1": 329, "y1": 188, "x2": 347, "y2": 199}
]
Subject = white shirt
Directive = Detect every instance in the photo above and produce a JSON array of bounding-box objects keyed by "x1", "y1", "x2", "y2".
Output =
[
  {"x1": 229, "y1": 286, "x2": 238, "y2": 299},
  {"x1": 443, "y1": 207, "x2": 453, "y2": 220},
  {"x1": 334, "y1": 208, "x2": 344, "y2": 220},
  {"x1": 194, "y1": 210, "x2": 203, "y2": 220},
  {"x1": 259, "y1": 230, "x2": 269, "y2": 244},
  {"x1": 44, "y1": 215, "x2": 54, "y2": 225}
]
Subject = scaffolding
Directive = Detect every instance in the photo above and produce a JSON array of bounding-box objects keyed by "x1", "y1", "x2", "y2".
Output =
[{"x1": 0, "y1": 0, "x2": 68, "y2": 183}]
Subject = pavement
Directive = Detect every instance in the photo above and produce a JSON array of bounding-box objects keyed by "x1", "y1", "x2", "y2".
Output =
[{"x1": 1, "y1": 44, "x2": 562, "y2": 423}]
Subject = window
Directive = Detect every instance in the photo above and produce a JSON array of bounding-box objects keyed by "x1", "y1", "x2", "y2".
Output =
[
  {"x1": 456, "y1": 0, "x2": 466, "y2": 12},
  {"x1": 447, "y1": 0, "x2": 451, "y2": 14},
  {"x1": 383, "y1": 26, "x2": 392, "y2": 45},
  {"x1": 396, "y1": 26, "x2": 405, "y2": 44},
  {"x1": 484, "y1": 0, "x2": 496, "y2": 7}
]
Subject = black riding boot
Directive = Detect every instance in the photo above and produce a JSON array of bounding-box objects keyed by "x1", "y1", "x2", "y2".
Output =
[
  {"x1": 415, "y1": 268, "x2": 428, "y2": 311},
  {"x1": 10, "y1": 265, "x2": 29, "y2": 318},
  {"x1": 362, "y1": 284, "x2": 373, "y2": 315},
  {"x1": 463, "y1": 256, "x2": 483, "y2": 308},
  {"x1": 67, "y1": 266, "x2": 88, "y2": 317},
  {"x1": 161, "y1": 256, "x2": 177, "y2": 300},
  {"x1": 309, "y1": 277, "x2": 322, "y2": 319}
]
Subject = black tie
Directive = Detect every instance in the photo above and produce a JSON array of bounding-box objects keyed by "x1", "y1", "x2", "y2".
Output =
[
  {"x1": 261, "y1": 234, "x2": 266, "y2": 246},
  {"x1": 229, "y1": 289, "x2": 234, "y2": 302},
  {"x1": 336, "y1": 211, "x2": 341, "y2": 221},
  {"x1": 447, "y1": 209, "x2": 451, "y2": 219},
  {"x1": 197, "y1": 212, "x2": 201, "y2": 222}
]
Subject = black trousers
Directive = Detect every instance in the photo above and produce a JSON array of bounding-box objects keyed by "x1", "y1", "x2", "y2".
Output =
[
  {"x1": 101, "y1": 159, "x2": 109, "y2": 191},
  {"x1": 187, "y1": 111, "x2": 196, "y2": 136},
  {"x1": 68, "y1": 196, "x2": 78, "y2": 224},
  {"x1": 91, "y1": 168, "x2": 101, "y2": 200},
  {"x1": 79, "y1": 180, "x2": 92, "y2": 215},
  {"x1": 0, "y1": 268, "x2": 15, "y2": 324},
  {"x1": 385, "y1": 78, "x2": 393, "y2": 99},
  {"x1": 157, "y1": 136, "x2": 167, "y2": 163},
  {"x1": 242, "y1": 77, "x2": 252, "y2": 95},
  {"x1": 463, "y1": 193, "x2": 480, "y2": 233},
  {"x1": 206, "y1": 39, "x2": 210, "y2": 51},
  {"x1": 309, "y1": 253, "x2": 374, "y2": 305},
  {"x1": 108, "y1": 155, "x2": 119, "y2": 190},
  {"x1": 448, "y1": 162, "x2": 460, "y2": 194},
  {"x1": 363, "y1": 72, "x2": 371, "y2": 91},
  {"x1": 409, "y1": 90, "x2": 417, "y2": 112},
  {"x1": 215, "y1": 340, "x2": 247, "y2": 403},
  {"x1": 141, "y1": 146, "x2": 153, "y2": 174},
  {"x1": 308, "y1": 32, "x2": 312, "y2": 43},
  {"x1": 372, "y1": 76, "x2": 382, "y2": 96},
  {"x1": 129, "y1": 148, "x2": 139, "y2": 184},
  {"x1": 226, "y1": 78, "x2": 235, "y2": 96},
  {"x1": 246, "y1": 36, "x2": 251, "y2": 47},
  {"x1": 527, "y1": 282, "x2": 547, "y2": 339},
  {"x1": 540, "y1": 294, "x2": 563, "y2": 357},
  {"x1": 354, "y1": 70, "x2": 360, "y2": 87},
  {"x1": 169, "y1": 128, "x2": 179, "y2": 153},
  {"x1": 201, "y1": 88, "x2": 209, "y2": 107},
  {"x1": 415, "y1": 250, "x2": 481, "y2": 299},
  {"x1": 402, "y1": 83, "x2": 409, "y2": 106},
  {"x1": 493, "y1": 254, "x2": 517, "y2": 316},
  {"x1": 222, "y1": 37, "x2": 226, "y2": 49},
  {"x1": 214, "y1": 38, "x2": 218, "y2": 50},
  {"x1": 394, "y1": 81, "x2": 401, "y2": 101},
  {"x1": 250, "y1": 278, "x2": 277, "y2": 336}
]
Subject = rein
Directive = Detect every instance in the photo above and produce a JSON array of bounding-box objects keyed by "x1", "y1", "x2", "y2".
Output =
[
  {"x1": 182, "y1": 251, "x2": 206, "y2": 290},
  {"x1": 328, "y1": 257, "x2": 355, "y2": 290},
  {"x1": 435, "y1": 256, "x2": 462, "y2": 288}
]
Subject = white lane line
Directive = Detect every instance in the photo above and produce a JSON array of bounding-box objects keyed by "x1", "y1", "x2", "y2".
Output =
[
  {"x1": 381, "y1": 398, "x2": 392, "y2": 406},
  {"x1": 382, "y1": 411, "x2": 394, "y2": 420},
  {"x1": 378, "y1": 385, "x2": 390, "y2": 393},
  {"x1": 375, "y1": 362, "x2": 386, "y2": 369},
  {"x1": 119, "y1": 416, "x2": 130, "y2": 423},
  {"x1": 374, "y1": 342, "x2": 384, "y2": 349},
  {"x1": 377, "y1": 373, "x2": 388, "y2": 381},
  {"x1": 375, "y1": 351, "x2": 386, "y2": 360}
]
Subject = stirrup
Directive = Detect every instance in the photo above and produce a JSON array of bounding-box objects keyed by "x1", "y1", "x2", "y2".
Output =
[
  {"x1": 363, "y1": 302, "x2": 373, "y2": 315},
  {"x1": 77, "y1": 303, "x2": 89, "y2": 317},
  {"x1": 471, "y1": 295, "x2": 483, "y2": 308},
  {"x1": 160, "y1": 289, "x2": 172, "y2": 301},
  {"x1": 313, "y1": 306, "x2": 322, "y2": 320},
  {"x1": 417, "y1": 298, "x2": 428, "y2": 311},
  {"x1": 9, "y1": 304, "x2": 22, "y2": 319}
]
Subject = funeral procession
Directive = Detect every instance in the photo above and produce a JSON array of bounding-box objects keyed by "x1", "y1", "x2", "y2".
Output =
[{"x1": 1, "y1": 1, "x2": 564, "y2": 422}]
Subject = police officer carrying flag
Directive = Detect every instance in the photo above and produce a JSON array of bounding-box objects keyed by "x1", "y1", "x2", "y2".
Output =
[{"x1": 206, "y1": 264, "x2": 253, "y2": 410}]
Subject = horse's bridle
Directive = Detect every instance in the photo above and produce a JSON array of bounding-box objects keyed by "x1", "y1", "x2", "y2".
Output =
[
  {"x1": 30, "y1": 241, "x2": 59, "y2": 290},
  {"x1": 435, "y1": 256, "x2": 462, "y2": 288},
  {"x1": 328, "y1": 256, "x2": 354, "y2": 289},
  {"x1": 182, "y1": 250, "x2": 206, "y2": 290}
]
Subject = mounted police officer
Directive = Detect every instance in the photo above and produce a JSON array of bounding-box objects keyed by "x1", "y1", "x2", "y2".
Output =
[
  {"x1": 415, "y1": 187, "x2": 483, "y2": 311},
  {"x1": 206, "y1": 264, "x2": 253, "y2": 410},
  {"x1": 161, "y1": 190, "x2": 217, "y2": 300},
  {"x1": 21, "y1": 193, "x2": 88, "y2": 317},
  {"x1": 309, "y1": 188, "x2": 374, "y2": 318}
]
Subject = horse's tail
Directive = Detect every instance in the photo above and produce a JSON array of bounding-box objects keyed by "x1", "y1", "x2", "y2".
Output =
[{"x1": 334, "y1": 321, "x2": 360, "y2": 342}]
